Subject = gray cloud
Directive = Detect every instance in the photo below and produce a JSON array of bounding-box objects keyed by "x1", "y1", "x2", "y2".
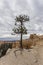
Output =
[{"x1": 0, "y1": 0, "x2": 43, "y2": 37}]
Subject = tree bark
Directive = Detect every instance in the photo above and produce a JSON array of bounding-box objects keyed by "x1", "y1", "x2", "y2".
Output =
[{"x1": 20, "y1": 21, "x2": 23, "y2": 49}]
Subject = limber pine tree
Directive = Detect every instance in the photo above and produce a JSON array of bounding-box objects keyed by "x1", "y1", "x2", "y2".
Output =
[{"x1": 13, "y1": 15, "x2": 29, "y2": 49}]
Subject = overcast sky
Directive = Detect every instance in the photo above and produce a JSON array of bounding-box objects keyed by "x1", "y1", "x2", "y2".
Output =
[{"x1": 0, "y1": 0, "x2": 43, "y2": 37}]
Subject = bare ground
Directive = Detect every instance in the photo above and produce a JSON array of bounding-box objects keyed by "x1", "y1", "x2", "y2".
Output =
[{"x1": 0, "y1": 45, "x2": 43, "y2": 65}]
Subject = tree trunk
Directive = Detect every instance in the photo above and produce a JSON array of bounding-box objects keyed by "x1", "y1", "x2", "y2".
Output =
[{"x1": 20, "y1": 21, "x2": 23, "y2": 49}]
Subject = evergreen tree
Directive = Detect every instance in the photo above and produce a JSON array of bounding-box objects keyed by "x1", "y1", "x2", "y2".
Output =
[{"x1": 12, "y1": 15, "x2": 29, "y2": 49}]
